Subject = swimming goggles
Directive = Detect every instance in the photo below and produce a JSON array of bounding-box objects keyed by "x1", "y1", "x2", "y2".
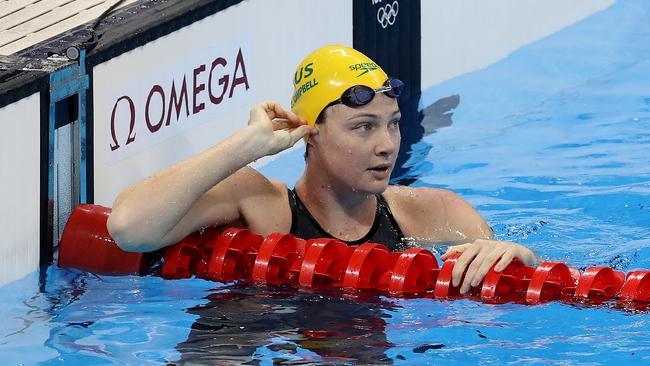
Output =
[{"x1": 326, "y1": 78, "x2": 404, "y2": 108}]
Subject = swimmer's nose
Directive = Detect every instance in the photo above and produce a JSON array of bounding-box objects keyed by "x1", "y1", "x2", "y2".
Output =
[{"x1": 375, "y1": 128, "x2": 399, "y2": 157}]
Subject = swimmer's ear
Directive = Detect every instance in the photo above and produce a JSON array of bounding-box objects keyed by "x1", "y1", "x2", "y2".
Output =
[
  {"x1": 305, "y1": 125, "x2": 320, "y2": 146},
  {"x1": 302, "y1": 129, "x2": 315, "y2": 146}
]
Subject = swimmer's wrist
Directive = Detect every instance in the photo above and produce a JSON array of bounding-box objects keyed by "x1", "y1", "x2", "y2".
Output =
[{"x1": 237, "y1": 124, "x2": 276, "y2": 158}]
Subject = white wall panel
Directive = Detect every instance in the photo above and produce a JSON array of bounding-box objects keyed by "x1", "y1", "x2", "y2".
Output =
[
  {"x1": 421, "y1": 0, "x2": 613, "y2": 101},
  {"x1": 93, "y1": 0, "x2": 352, "y2": 206},
  {"x1": 0, "y1": 93, "x2": 41, "y2": 285}
]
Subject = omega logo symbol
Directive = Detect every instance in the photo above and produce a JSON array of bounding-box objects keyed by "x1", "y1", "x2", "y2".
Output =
[{"x1": 376, "y1": 1, "x2": 399, "y2": 29}]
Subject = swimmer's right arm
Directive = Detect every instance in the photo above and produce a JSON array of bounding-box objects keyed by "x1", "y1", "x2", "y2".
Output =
[{"x1": 107, "y1": 101, "x2": 317, "y2": 252}]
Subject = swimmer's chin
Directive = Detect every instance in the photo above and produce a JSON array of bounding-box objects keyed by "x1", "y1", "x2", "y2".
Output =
[
  {"x1": 347, "y1": 183, "x2": 389, "y2": 196},
  {"x1": 365, "y1": 182, "x2": 392, "y2": 195}
]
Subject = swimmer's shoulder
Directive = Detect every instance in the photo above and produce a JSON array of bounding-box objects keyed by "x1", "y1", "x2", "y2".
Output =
[
  {"x1": 246, "y1": 170, "x2": 293, "y2": 234},
  {"x1": 383, "y1": 185, "x2": 455, "y2": 220},
  {"x1": 208, "y1": 166, "x2": 290, "y2": 206},
  {"x1": 383, "y1": 185, "x2": 490, "y2": 238},
  {"x1": 204, "y1": 167, "x2": 292, "y2": 234}
]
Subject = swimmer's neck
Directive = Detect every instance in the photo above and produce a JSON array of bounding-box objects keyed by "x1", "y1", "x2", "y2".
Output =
[{"x1": 295, "y1": 171, "x2": 377, "y2": 220}]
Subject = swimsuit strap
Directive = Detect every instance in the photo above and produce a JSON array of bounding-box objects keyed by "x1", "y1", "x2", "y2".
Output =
[{"x1": 376, "y1": 193, "x2": 406, "y2": 243}]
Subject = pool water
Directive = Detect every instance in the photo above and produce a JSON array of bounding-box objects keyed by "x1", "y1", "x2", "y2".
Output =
[{"x1": 3, "y1": 1, "x2": 650, "y2": 364}]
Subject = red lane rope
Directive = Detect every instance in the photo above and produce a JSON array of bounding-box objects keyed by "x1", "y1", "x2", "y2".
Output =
[{"x1": 59, "y1": 204, "x2": 650, "y2": 311}]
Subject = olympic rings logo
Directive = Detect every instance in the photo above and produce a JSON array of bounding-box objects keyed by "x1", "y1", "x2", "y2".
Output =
[{"x1": 376, "y1": 1, "x2": 399, "y2": 29}]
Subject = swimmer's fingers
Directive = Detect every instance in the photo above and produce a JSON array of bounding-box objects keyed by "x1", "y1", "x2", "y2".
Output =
[
  {"x1": 249, "y1": 102, "x2": 272, "y2": 125},
  {"x1": 451, "y1": 244, "x2": 478, "y2": 288},
  {"x1": 494, "y1": 250, "x2": 515, "y2": 272},
  {"x1": 286, "y1": 124, "x2": 317, "y2": 143},
  {"x1": 448, "y1": 240, "x2": 537, "y2": 294},
  {"x1": 440, "y1": 243, "x2": 470, "y2": 260},
  {"x1": 268, "y1": 125, "x2": 317, "y2": 154},
  {"x1": 464, "y1": 246, "x2": 508, "y2": 293},
  {"x1": 460, "y1": 248, "x2": 488, "y2": 294},
  {"x1": 458, "y1": 240, "x2": 503, "y2": 294},
  {"x1": 444, "y1": 243, "x2": 473, "y2": 290},
  {"x1": 271, "y1": 118, "x2": 312, "y2": 131},
  {"x1": 255, "y1": 101, "x2": 306, "y2": 125},
  {"x1": 273, "y1": 121, "x2": 317, "y2": 139},
  {"x1": 494, "y1": 243, "x2": 538, "y2": 271}
]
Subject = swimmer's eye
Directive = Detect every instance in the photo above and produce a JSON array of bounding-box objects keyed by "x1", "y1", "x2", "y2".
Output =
[
  {"x1": 389, "y1": 119, "x2": 401, "y2": 129},
  {"x1": 354, "y1": 123, "x2": 373, "y2": 132}
]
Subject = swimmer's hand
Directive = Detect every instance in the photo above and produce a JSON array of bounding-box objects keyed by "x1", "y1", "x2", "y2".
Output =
[
  {"x1": 441, "y1": 239, "x2": 538, "y2": 295},
  {"x1": 248, "y1": 101, "x2": 317, "y2": 155}
]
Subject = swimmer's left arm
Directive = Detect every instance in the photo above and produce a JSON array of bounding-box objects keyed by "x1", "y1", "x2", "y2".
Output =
[{"x1": 429, "y1": 189, "x2": 541, "y2": 294}]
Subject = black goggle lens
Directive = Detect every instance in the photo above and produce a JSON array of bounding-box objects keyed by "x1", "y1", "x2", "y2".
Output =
[
  {"x1": 345, "y1": 85, "x2": 375, "y2": 105},
  {"x1": 331, "y1": 78, "x2": 404, "y2": 108},
  {"x1": 385, "y1": 78, "x2": 404, "y2": 98}
]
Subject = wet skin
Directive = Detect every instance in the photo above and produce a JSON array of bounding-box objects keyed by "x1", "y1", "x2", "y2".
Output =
[
  {"x1": 307, "y1": 93, "x2": 402, "y2": 196},
  {"x1": 108, "y1": 98, "x2": 538, "y2": 299}
]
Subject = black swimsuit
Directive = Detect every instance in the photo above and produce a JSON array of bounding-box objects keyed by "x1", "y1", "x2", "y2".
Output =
[{"x1": 288, "y1": 188, "x2": 406, "y2": 251}]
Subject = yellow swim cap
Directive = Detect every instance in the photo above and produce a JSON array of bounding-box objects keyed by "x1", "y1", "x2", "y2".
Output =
[{"x1": 291, "y1": 45, "x2": 389, "y2": 126}]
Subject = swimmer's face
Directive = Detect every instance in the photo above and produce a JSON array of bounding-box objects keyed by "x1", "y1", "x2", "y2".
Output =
[{"x1": 310, "y1": 93, "x2": 401, "y2": 194}]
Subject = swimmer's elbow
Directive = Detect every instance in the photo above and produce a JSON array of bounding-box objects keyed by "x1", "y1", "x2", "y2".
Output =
[{"x1": 107, "y1": 210, "x2": 161, "y2": 253}]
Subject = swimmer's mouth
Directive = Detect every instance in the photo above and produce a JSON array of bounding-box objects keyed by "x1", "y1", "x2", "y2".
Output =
[{"x1": 368, "y1": 164, "x2": 392, "y2": 172}]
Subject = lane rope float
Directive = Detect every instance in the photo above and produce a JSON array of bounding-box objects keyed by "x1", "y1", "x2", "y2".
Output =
[{"x1": 59, "y1": 204, "x2": 650, "y2": 311}]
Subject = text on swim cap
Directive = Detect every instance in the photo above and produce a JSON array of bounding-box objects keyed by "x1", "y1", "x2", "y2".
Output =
[
  {"x1": 294, "y1": 62, "x2": 314, "y2": 85},
  {"x1": 349, "y1": 62, "x2": 379, "y2": 77},
  {"x1": 291, "y1": 78, "x2": 319, "y2": 106}
]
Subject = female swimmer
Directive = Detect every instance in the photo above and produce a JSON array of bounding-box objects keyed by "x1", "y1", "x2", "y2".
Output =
[{"x1": 107, "y1": 46, "x2": 538, "y2": 294}]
